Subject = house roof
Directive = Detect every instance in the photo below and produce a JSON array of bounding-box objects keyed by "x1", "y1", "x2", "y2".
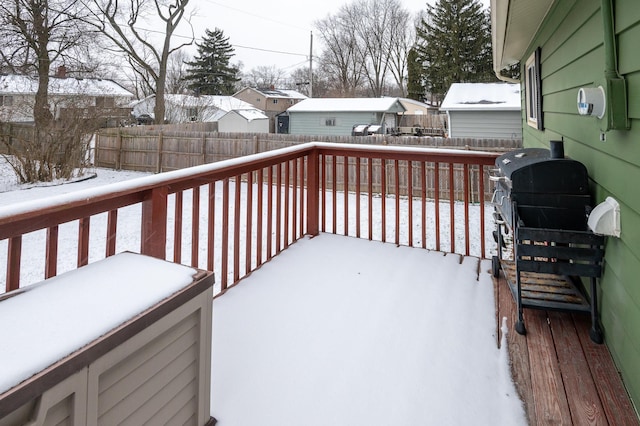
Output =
[
  {"x1": 0, "y1": 74, "x2": 133, "y2": 97},
  {"x1": 491, "y1": 0, "x2": 557, "y2": 73},
  {"x1": 235, "y1": 87, "x2": 308, "y2": 100},
  {"x1": 440, "y1": 83, "x2": 521, "y2": 112},
  {"x1": 287, "y1": 98, "x2": 406, "y2": 113},
  {"x1": 223, "y1": 109, "x2": 268, "y2": 121},
  {"x1": 164, "y1": 94, "x2": 255, "y2": 111}
]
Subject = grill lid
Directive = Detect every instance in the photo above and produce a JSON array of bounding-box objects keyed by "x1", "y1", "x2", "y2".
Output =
[{"x1": 495, "y1": 148, "x2": 589, "y2": 195}]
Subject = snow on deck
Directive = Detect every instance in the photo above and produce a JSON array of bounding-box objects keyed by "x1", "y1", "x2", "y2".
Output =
[
  {"x1": 211, "y1": 234, "x2": 526, "y2": 425},
  {"x1": 0, "y1": 253, "x2": 197, "y2": 395}
]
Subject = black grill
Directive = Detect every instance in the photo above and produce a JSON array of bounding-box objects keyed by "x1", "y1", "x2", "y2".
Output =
[
  {"x1": 492, "y1": 146, "x2": 591, "y2": 231},
  {"x1": 490, "y1": 141, "x2": 605, "y2": 344}
]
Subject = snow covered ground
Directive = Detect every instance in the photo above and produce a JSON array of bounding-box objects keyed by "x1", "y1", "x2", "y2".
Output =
[{"x1": 0, "y1": 157, "x2": 526, "y2": 425}]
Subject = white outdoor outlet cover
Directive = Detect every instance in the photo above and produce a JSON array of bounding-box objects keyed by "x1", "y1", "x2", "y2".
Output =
[{"x1": 588, "y1": 196, "x2": 620, "y2": 237}]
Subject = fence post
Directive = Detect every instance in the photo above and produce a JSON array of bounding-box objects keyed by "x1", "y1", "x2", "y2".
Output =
[
  {"x1": 141, "y1": 186, "x2": 168, "y2": 259},
  {"x1": 306, "y1": 148, "x2": 320, "y2": 236},
  {"x1": 156, "y1": 131, "x2": 164, "y2": 173},
  {"x1": 116, "y1": 129, "x2": 123, "y2": 170}
]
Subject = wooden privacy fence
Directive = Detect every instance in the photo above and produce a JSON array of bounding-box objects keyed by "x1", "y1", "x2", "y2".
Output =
[
  {"x1": 1, "y1": 143, "x2": 499, "y2": 293},
  {"x1": 94, "y1": 128, "x2": 518, "y2": 200}
]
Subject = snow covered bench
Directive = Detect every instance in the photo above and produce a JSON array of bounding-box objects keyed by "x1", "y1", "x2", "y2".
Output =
[{"x1": 0, "y1": 252, "x2": 215, "y2": 426}]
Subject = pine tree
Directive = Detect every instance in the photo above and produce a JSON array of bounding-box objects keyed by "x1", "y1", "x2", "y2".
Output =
[
  {"x1": 407, "y1": 47, "x2": 426, "y2": 102},
  {"x1": 183, "y1": 28, "x2": 240, "y2": 95},
  {"x1": 415, "y1": 0, "x2": 495, "y2": 105}
]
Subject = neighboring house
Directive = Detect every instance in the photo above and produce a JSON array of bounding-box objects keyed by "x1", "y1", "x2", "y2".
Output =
[
  {"x1": 0, "y1": 72, "x2": 133, "y2": 126},
  {"x1": 492, "y1": 0, "x2": 640, "y2": 408},
  {"x1": 440, "y1": 83, "x2": 522, "y2": 139},
  {"x1": 286, "y1": 98, "x2": 406, "y2": 136},
  {"x1": 233, "y1": 87, "x2": 307, "y2": 132},
  {"x1": 131, "y1": 95, "x2": 256, "y2": 124},
  {"x1": 218, "y1": 109, "x2": 269, "y2": 133}
]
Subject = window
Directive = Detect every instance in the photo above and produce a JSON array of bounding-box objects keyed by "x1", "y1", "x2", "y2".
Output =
[
  {"x1": 525, "y1": 48, "x2": 543, "y2": 130},
  {"x1": 0, "y1": 95, "x2": 13, "y2": 107},
  {"x1": 187, "y1": 107, "x2": 198, "y2": 120},
  {"x1": 325, "y1": 117, "x2": 336, "y2": 126},
  {"x1": 272, "y1": 99, "x2": 278, "y2": 104}
]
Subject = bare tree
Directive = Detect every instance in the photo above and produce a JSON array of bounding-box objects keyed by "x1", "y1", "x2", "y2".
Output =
[
  {"x1": 286, "y1": 66, "x2": 329, "y2": 98},
  {"x1": 166, "y1": 49, "x2": 191, "y2": 94},
  {"x1": 242, "y1": 65, "x2": 286, "y2": 88},
  {"x1": 81, "y1": 0, "x2": 194, "y2": 124},
  {"x1": 315, "y1": 0, "x2": 413, "y2": 98},
  {"x1": 0, "y1": 0, "x2": 90, "y2": 127},
  {"x1": 315, "y1": 11, "x2": 366, "y2": 96}
]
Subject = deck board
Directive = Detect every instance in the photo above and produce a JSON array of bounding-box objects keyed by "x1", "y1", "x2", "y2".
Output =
[
  {"x1": 495, "y1": 274, "x2": 639, "y2": 425},
  {"x1": 549, "y1": 311, "x2": 606, "y2": 425}
]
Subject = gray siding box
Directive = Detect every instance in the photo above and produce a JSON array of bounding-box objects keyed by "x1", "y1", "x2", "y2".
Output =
[{"x1": 0, "y1": 254, "x2": 215, "y2": 426}]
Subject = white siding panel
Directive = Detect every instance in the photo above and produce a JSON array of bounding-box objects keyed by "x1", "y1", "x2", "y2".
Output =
[{"x1": 448, "y1": 111, "x2": 522, "y2": 139}]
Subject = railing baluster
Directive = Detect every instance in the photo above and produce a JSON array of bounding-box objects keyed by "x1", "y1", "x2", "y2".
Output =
[
  {"x1": 46, "y1": 225, "x2": 59, "y2": 279},
  {"x1": 256, "y1": 169, "x2": 264, "y2": 266},
  {"x1": 479, "y1": 165, "x2": 486, "y2": 258},
  {"x1": 395, "y1": 159, "x2": 400, "y2": 246},
  {"x1": 343, "y1": 155, "x2": 349, "y2": 236},
  {"x1": 106, "y1": 210, "x2": 117, "y2": 258},
  {"x1": 174, "y1": 191, "x2": 183, "y2": 264},
  {"x1": 246, "y1": 171, "x2": 253, "y2": 276},
  {"x1": 276, "y1": 164, "x2": 282, "y2": 253},
  {"x1": 368, "y1": 158, "x2": 373, "y2": 241},
  {"x1": 464, "y1": 164, "x2": 470, "y2": 256},
  {"x1": 381, "y1": 158, "x2": 386, "y2": 243},
  {"x1": 284, "y1": 161, "x2": 290, "y2": 249},
  {"x1": 449, "y1": 163, "x2": 455, "y2": 252},
  {"x1": 207, "y1": 183, "x2": 215, "y2": 272},
  {"x1": 6, "y1": 236, "x2": 22, "y2": 292},
  {"x1": 332, "y1": 155, "x2": 337, "y2": 234},
  {"x1": 434, "y1": 162, "x2": 441, "y2": 251},
  {"x1": 292, "y1": 159, "x2": 298, "y2": 241},
  {"x1": 307, "y1": 151, "x2": 320, "y2": 237},
  {"x1": 421, "y1": 162, "x2": 427, "y2": 249},
  {"x1": 191, "y1": 186, "x2": 200, "y2": 268},
  {"x1": 267, "y1": 166, "x2": 273, "y2": 260},
  {"x1": 408, "y1": 160, "x2": 413, "y2": 247},
  {"x1": 321, "y1": 154, "x2": 326, "y2": 233},
  {"x1": 78, "y1": 217, "x2": 90, "y2": 267},
  {"x1": 221, "y1": 178, "x2": 230, "y2": 290},
  {"x1": 234, "y1": 175, "x2": 241, "y2": 283},
  {"x1": 356, "y1": 157, "x2": 361, "y2": 239}
]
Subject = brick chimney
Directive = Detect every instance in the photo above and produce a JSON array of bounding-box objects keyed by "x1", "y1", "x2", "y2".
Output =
[{"x1": 56, "y1": 65, "x2": 67, "y2": 78}]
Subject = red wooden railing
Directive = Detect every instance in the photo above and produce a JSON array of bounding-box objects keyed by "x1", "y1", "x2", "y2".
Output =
[{"x1": 0, "y1": 143, "x2": 498, "y2": 294}]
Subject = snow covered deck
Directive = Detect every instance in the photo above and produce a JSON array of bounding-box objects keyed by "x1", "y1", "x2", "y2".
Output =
[{"x1": 210, "y1": 234, "x2": 527, "y2": 425}]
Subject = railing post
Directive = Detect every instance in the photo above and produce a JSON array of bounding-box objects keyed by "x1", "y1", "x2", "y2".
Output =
[
  {"x1": 141, "y1": 186, "x2": 168, "y2": 259},
  {"x1": 306, "y1": 149, "x2": 320, "y2": 236}
]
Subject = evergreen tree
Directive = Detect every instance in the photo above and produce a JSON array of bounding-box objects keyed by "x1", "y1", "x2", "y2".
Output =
[
  {"x1": 183, "y1": 28, "x2": 240, "y2": 95},
  {"x1": 406, "y1": 47, "x2": 426, "y2": 102},
  {"x1": 415, "y1": 0, "x2": 495, "y2": 105}
]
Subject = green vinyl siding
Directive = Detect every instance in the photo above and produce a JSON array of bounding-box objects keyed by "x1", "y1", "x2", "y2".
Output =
[{"x1": 521, "y1": 0, "x2": 640, "y2": 409}]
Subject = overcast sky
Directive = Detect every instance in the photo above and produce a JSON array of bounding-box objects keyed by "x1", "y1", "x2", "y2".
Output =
[{"x1": 175, "y1": 0, "x2": 490, "y2": 74}]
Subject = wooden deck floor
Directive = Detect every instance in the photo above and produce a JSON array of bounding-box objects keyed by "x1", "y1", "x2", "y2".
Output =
[{"x1": 495, "y1": 273, "x2": 639, "y2": 425}]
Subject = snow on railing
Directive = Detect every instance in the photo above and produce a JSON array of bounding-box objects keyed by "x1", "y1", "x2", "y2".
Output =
[{"x1": 0, "y1": 143, "x2": 499, "y2": 294}]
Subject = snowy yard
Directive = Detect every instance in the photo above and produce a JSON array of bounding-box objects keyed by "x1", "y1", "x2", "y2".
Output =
[{"x1": 0, "y1": 159, "x2": 526, "y2": 425}]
